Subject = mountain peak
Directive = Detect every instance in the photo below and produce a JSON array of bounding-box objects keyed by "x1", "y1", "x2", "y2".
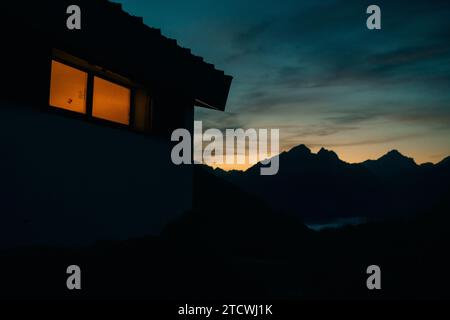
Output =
[
  {"x1": 382, "y1": 149, "x2": 403, "y2": 158},
  {"x1": 379, "y1": 150, "x2": 416, "y2": 165},
  {"x1": 317, "y1": 147, "x2": 340, "y2": 161},
  {"x1": 362, "y1": 149, "x2": 418, "y2": 175},
  {"x1": 289, "y1": 144, "x2": 312, "y2": 156}
]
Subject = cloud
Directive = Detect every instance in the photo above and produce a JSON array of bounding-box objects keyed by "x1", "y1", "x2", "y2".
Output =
[
  {"x1": 306, "y1": 134, "x2": 421, "y2": 149},
  {"x1": 388, "y1": 109, "x2": 450, "y2": 127},
  {"x1": 232, "y1": 20, "x2": 273, "y2": 47},
  {"x1": 369, "y1": 45, "x2": 450, "y2": 67},
  {"x1": 324, "y1": 111, "x2": 382, "y2": 125}
]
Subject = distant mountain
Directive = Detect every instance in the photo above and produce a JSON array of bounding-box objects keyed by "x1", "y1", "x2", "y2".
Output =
[
  {"x1": 362, "y1": 150, "x2": 418, "y2": 177},
  {"x1": 208, "y1": 145, "x2": 450, "y2": 223}
]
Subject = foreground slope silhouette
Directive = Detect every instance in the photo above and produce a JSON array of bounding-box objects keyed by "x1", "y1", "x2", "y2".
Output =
[{"x1": 1, "y1": 164, "x2": 449, "y2": 299}]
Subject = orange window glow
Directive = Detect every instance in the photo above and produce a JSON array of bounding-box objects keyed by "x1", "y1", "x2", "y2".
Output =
[
  {"x1": 92, "y1": 77, "x2": 130, "y2": 125},
  {"x1": 49, "y1": 60, "x2": 88, "y2": 113}
]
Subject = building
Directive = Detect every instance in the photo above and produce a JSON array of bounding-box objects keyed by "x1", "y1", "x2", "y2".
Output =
[{"x1": 0, "y1": 1, "x2": 232, "y2": 247}]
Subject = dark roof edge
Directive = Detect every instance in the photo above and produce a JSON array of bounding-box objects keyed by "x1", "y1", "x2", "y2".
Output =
[{"x1": 106, "y1": 0, "x2": 231, "y2": 79}]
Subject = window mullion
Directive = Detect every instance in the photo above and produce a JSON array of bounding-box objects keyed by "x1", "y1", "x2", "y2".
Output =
[{"x1": 86, "y1": 72, "x2": 94, "y2": 118}]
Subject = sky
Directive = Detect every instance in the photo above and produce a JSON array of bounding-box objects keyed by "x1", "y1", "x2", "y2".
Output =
[{"x1": 116, "y1": 0, "x2": 450, "y2": 168}]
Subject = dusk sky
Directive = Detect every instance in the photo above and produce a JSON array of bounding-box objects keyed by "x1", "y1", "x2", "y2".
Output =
[{"x1": 116, "y1": 0, "x2": 450, "y2": 167}]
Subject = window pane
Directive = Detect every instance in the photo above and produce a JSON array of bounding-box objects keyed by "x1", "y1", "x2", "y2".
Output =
[
  {"x1": 93, "y1": 77, "x2": 130, "y2": 125},
  {"x1": 49, "y1": 60, "x2": 87, "y2": 113}
]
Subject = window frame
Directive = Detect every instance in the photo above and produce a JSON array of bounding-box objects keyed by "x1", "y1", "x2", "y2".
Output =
[{"x1": 48, "y1": 55, "x2": 137, "y2": 130}]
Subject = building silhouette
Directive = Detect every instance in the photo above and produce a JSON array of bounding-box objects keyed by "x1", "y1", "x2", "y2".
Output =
[{"x1": 0, "y1": 0, "x2": 232, "y2": 247}]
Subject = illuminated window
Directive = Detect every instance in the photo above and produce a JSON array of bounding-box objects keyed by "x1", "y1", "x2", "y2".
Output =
[
  {"x1": 92, "y1": 77, "x2": 130, "y2": 125},
  {"x1": 49, "y1": 60, "x2": 88, "y2": 114}
]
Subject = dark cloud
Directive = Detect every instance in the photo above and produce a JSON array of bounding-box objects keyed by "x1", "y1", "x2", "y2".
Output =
[
  {"x1": 388, "y1": 110, "x2": 450, "y2": 127},
  {"x1": 195, "y1": 109, "x2": 247, "y2": 131},
  {"x1": 305, "y1": 133, "x2": 421, "y2": 149},
  {"x1": 370, "y1": 45, "x2": 450, "y2": 67},
  {"x1": 325, "y1": 111, "x2": 382, "y2": 125},
  {"x1": 232, "y1": 20, "x2": 273, "y2": 47},
  {"x1": 220, "y1": 0, "x2": 450, "y2": 90}
]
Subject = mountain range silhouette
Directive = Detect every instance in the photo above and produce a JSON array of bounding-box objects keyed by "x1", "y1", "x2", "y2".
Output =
[{"x1": 207, "y1": 145, "x2": 450, "y2": 223}]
